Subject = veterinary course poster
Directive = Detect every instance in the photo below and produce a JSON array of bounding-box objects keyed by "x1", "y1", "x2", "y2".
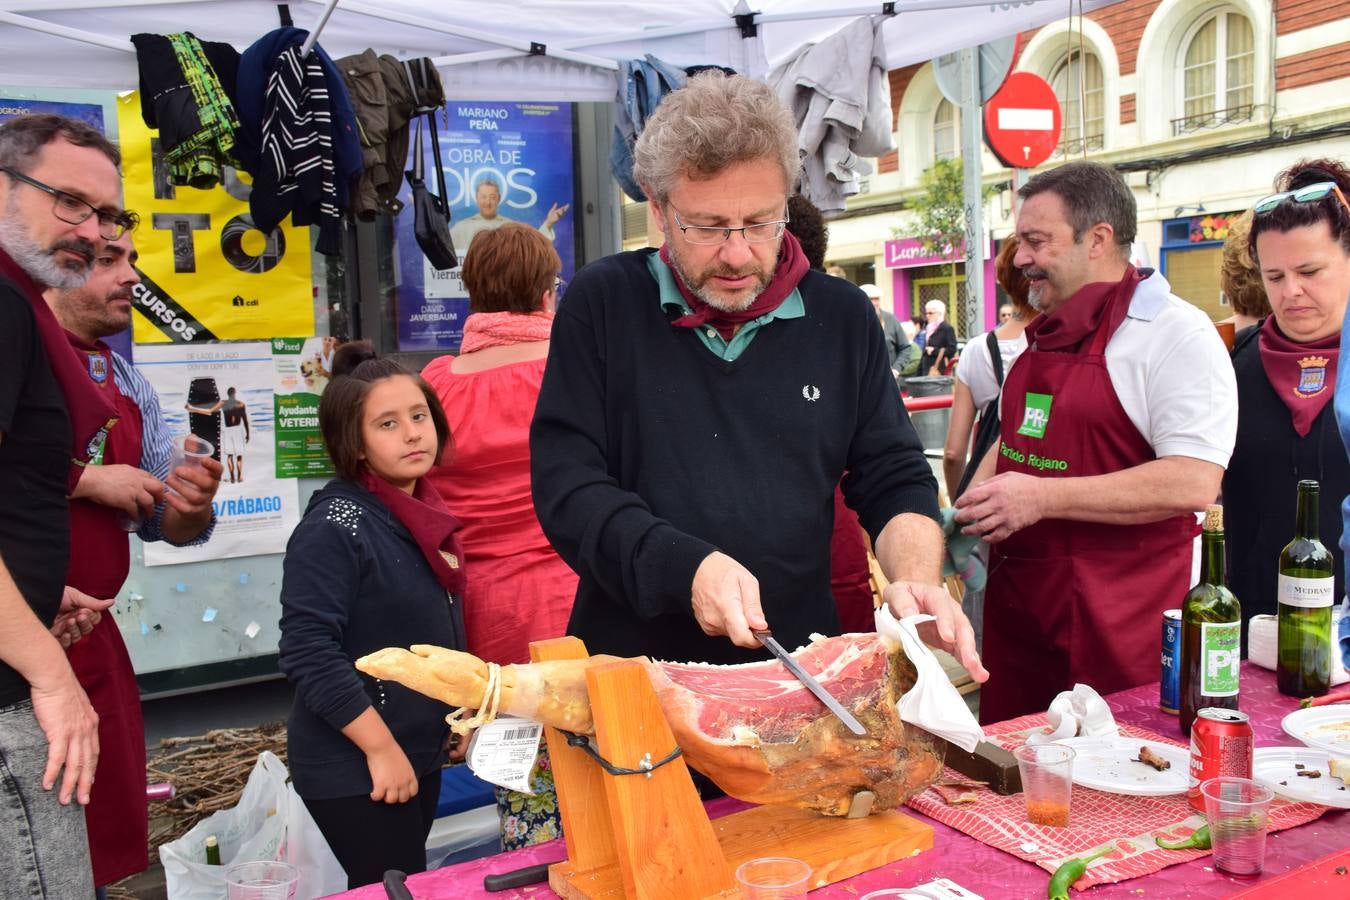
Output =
[
  {"x1": 396, "y1": 101, "x2": 575, "y2": 351},
  {"x1": 272, "y1": 337, "x2": 336, "y2": 478}
]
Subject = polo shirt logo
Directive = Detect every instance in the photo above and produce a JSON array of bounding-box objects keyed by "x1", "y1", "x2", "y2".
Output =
[
  {"x1": 802, "y1": 385, "x2": 820, "y2": 402},
  {"x1": 1017, "y1": 392, "x2": 1053, "y2": 439}
]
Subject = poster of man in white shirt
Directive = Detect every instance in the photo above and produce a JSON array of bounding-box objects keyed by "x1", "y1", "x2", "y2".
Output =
[{"x1": 449, "y1": 176, "x2": 569, "y2": 253}]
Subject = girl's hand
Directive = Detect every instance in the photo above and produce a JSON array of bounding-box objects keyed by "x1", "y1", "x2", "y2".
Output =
[{"x1": 367, "y1": 745, "x2": 418, "y2": 804}]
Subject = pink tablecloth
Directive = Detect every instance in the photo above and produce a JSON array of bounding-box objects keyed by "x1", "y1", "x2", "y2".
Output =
[{"x1": 337, "y1": 664, "x2": 1347, "y2": 899}]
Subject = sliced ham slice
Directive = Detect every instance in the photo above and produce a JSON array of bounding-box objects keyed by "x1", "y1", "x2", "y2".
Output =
[{"x1": 357, "y1": 633, "x2": 945, "y2": 816}]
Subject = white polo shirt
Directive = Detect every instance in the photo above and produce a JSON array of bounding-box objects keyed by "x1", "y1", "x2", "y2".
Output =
[{"x1": 1006, "y1": 269, "x2": 1238, "y2": 467}]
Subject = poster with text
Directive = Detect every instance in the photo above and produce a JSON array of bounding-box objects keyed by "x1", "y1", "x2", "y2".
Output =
[
  {"x1": 134, "y1": 343, "x2": 300, "y2": 565},
  {"x1": 396, "y1": 102, "x2": 574, "y2": 351},
  {"x1": 272, "y1": 336, "x2": 336, "y2": 478},
  {"x1": 116, "y1": 92, "x2": 315, "y2": 344}
]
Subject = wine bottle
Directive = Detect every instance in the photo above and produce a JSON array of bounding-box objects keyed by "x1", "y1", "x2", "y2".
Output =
[
  {"x1": 1180, "y1": 504, "x2": 1241, "y2": 736},
  {"x1": 204, "y1": 834, "x2": 221, "y2": 866},
  {"x1": 1277, "y1": 480, "x2": 1335, "y2": 697}
]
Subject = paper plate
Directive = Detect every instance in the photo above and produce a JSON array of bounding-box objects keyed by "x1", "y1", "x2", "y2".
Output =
[
  {"x1": 1252, "y1": 746, "x2": 1350, "y2": 809},
  {"x1": 1281, "y1": 705, "x2": 1350, "y2": 756},
  {"x1": 1052, "y1": 736, "x2": 1189, "y2": 796}
]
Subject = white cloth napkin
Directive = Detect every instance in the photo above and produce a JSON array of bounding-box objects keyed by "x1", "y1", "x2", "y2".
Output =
[
  {"x1": 874, "y1": 606, "x2": 984, "y2": 752},
  {"x1": 1247, "y1": 612, "x2": 1349, "y2": 686},
  {"x1": 1024, "y1": 684, "x2": 1119, "y2": 745}
]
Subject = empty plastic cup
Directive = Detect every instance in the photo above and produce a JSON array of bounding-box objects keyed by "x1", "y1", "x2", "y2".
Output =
[
  {"x1": 1201, "y1": 777, "x2": 1274, "y2": 876},
  {"x1": 1015, "y1": 743, "x2": 1075, "y2": 827},
  {"x1": 224, "y1": 860, "x2": 300, "y2": 900},
  {"x1": 735, "y1": 857, "x2": 811, "y2": 899},
  {"x1": 166, "y1": 434, "x2": 214, "y2": 494}
]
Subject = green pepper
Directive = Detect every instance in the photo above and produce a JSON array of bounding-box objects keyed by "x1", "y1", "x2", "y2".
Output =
[
  {"x1": 1155, "y1": 824, "x2": 1211, "y2": 851},
  {"x1": 1047, "y1": 845, "x2": 1114, "y2": 899}
]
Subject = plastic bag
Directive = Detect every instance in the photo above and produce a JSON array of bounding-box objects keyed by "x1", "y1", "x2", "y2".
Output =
[{"x1": 159, "y1": 751, "x2": 345, "y2": 900}]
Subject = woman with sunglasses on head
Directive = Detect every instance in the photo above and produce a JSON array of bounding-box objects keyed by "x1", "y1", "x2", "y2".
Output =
[
  {"x1": 1223, "y1": 158, "x2": 1350, "y2": 644},
  {"x1": 421, "y1": 222, "x2": 579, "y2": 850}
]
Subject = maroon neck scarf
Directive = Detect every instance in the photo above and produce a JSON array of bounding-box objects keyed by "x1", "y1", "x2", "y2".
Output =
[
  {"x1": 1025, "y1": 265, "x2": 1145, "y2": 354},
  {"x1": 661, "y1": 230, "x2": 809, "y2": 342},
  {"x1": 0, "y1": 247, "x2": 119, "y2": 491},
  {"x1": 1258, "y1": 316, "x2": 1339, "y2": 437},
  {"x1": 360, "y1": 470, "x2": 467, "y2": 595}
]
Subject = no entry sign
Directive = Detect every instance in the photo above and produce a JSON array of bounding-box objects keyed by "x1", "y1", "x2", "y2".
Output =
[{"x1": 983, "y1": 71, "x2": 1062, "y2": 168}]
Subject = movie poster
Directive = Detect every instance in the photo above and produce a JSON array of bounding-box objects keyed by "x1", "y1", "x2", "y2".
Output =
[
  {"x1": 134, "y1": 343, "x2": 300, "y2": 565},
  {"x1": 116, "y1": 92, "x2": 315, "y2": 343},
  {"x1": 272, "y1": 336, "x2": 336, "y2": 478},
  {"x1": 396, "y1": 101, "x2": 575, "y2": 350}
]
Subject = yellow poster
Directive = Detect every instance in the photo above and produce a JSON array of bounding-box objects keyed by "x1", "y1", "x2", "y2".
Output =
[{"x1": 117, "y1": 92, "x2": 314, "y2": 343}]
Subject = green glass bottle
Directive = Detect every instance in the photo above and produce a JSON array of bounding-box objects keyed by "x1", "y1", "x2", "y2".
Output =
[
  {"x1": 1277, "y1": 480, "x2": 1335, "y2": 697},
  {"x1": 1180, "y1": 504, "x2": 1241, "y2": 736},
  {"x1": 204, "y1": 834, "x2": 221, "y2": 866}
]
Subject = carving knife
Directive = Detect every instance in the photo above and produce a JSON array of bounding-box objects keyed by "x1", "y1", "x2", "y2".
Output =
[{"x1": 754, "y1": 629, "x2": 866, "y2": 735}]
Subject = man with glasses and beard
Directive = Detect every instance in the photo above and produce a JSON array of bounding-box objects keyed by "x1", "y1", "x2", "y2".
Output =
[
  {"x1": 954, "y1": 162, "x2": 1237, "y2": 723},
  {"x1": 0, "y1": 112, "x2": 131, "y2": 897},
  {"x1": 530, "y1": 73, "x2": 986, "y2": 685},
  {"x1": 44, "y1": 231, "x2": 223, "y2": 893}
]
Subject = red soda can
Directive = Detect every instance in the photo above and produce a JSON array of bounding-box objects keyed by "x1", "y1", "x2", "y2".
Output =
[{"x1": 1188, "y1": 707, "x2": 1253, "y2": 812}]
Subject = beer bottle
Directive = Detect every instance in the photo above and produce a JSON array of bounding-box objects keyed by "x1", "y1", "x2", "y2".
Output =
[
  {"x1": 1277, "y1": 480, "x2": 1335, "y2": 697},
  {"x1": 204, "y1": 834, "x2": 221, "y2": 866},
  {"x1": 1180, "y1": 504, "x2": 1241, "y2": 736}
]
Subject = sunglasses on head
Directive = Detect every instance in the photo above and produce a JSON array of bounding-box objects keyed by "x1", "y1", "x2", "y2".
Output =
[{"x1": 1252, "y1": 181, "x2": 1350, "y2": 216}]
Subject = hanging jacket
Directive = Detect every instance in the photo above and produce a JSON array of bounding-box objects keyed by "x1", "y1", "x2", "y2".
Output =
[
  {"x1": 768, "y1": 16, "x2": 896, "y2": 215},
  {"x1": 336, "y1": 49, "x2": 432, "y2": 220},
  {"x1": 609, "y1": 55, "x2": 687, "y2": 202}
]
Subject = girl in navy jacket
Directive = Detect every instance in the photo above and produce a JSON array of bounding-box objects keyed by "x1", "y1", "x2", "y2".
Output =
[{"x1": 279, "y1": 346, "x2": 467, "y2": 888}]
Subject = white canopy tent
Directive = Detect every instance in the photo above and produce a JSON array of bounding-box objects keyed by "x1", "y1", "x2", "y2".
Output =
[{"x1": 0, "y1": 0, "x2": 1120, "y2": 100}]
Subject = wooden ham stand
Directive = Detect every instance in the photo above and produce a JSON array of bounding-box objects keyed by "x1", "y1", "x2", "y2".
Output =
[{"x1": 530, "y1": 637, "x2": 934, "y2": 899}]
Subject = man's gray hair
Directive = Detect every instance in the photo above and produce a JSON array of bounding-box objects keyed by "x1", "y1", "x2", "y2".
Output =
[
  {"x1": 0, "y1": 113, "x2": 120, "y2": 172},
  {"x1": 1017, "y1": 161, "x2": 1136, "y2": 257},
  {"x1": 633, "y1": 71, "x2": 800, "y2": 203}
]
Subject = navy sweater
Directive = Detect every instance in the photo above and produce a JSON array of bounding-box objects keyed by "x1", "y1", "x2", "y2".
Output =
[
  {"x1": 531, "y1": 249, "x2": 939, "y2": 664},
  {"x1": 279, "y1": 479, "x2": 465, "y2": 800}
]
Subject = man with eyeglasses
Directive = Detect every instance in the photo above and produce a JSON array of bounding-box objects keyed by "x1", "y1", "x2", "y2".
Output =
[
  {"x1": 0, "y1": 112, "x2": 131, "y2": 896},
  {"x1": 43, "y1": 230, "x2": 222, "y2": 892},
  {"x1": 953, "y1": 161, "x2": 1237, "y2": 723},
  {"x1": 532, "y1": 73, "x2": 986, "y2": 684}
]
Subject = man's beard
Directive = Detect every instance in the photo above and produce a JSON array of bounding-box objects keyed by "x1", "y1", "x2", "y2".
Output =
[
  {"x1": 0, "y1": 198, "x2": 95, "y2": 289},
  {"x1": 1023, "y1": 267, "x2": 1050, "y2": 312},
  {"x1": 666, "y1": 240, "x2": 774, "y2": 313}
]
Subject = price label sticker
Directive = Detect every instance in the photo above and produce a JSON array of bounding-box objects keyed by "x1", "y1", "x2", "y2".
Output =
[{"x1": 467, "y1": 717, "x2": 543, "y2": 793}]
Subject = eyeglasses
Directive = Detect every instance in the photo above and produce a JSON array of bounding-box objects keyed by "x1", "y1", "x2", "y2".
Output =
[
  {"x1": 669, "y1": 206, "x2": 789, "y2": 245},
  {"x1": 1, "y1": 166, "x2": 133, "y2": 240},
  {"x1": 553, "y1": 276, "x2": 566, "y2": 292},
  {"x1": 1252, "y1": 181, "x2": 1350, "y2": 217}
]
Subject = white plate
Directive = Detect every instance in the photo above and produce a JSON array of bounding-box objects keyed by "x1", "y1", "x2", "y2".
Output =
[
  {"x1": 1253, "y1": 746, "x2": 1350, "y2": 809},
  {"x1": 1281, "y1": 706, "x2": 1350, "y2": 756},
  {"x1": 1051, "y1": 736, "x2": 1190, "y2": 796}
]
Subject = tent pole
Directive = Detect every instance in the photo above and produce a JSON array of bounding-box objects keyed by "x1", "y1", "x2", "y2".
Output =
[
  {"x1": 298, "y1": 0, "x2": 339, "y2": 57},
  {"x1": 309, "y1": 0, "x2": 618, "y2": 71},
  {"x1": 0, "y1": 11, "x2": 133, "y2": 52}
]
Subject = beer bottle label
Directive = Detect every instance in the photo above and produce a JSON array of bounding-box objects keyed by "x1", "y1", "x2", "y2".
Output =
[
  {"x1": 1200, "y1": 621, "x2": 1240, "y2": 697},
  {"x1": 1278, "y1": 574, "x2": 1335, "y2": 609}
]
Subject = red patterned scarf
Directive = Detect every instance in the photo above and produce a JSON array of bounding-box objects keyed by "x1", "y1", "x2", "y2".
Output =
[
  {"x1": 662, "y1": 230, "x2": 809, "y2": 341},
  {"x1": 458, "y1": 310, "x2": 554, "y2": 353},
  {"x1": 360, "y1": 470, "x2": 466, "y2": 595},
  {"x1": 0, "y1": 247, "x2": 119, "y2": 491},
  {"x1": 1025, "y1": 265, "x2": 1145, "y2": 354},
  {"x1": 1257, "y1": 316, "x2": 1338, "y2": 437}
]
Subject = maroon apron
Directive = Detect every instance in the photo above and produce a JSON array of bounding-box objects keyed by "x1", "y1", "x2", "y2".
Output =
[
  {"x1": 64, "y1": 338, "x2": 149, "y2": 887},
  {"x1": 979, "y1": 289, "x2": 1197, "y2": 724}
]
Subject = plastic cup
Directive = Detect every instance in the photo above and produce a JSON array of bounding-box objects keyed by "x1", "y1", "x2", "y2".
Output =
[
  {"x1": 224, "y1": 861, "x2": 299, "y2": 900},
  {"x1": 1201, "y1": 776, "x2": 1274, "y2": 876},
  {"x1": 166, "y1": 434, "x2": 213, "y2": 494},
  {"x1": 735, "y1": 857, "x2": 811, "y2": 899},
  {"x1": 1015, "y1": 744, "x2": 1075, "y2": 827}
]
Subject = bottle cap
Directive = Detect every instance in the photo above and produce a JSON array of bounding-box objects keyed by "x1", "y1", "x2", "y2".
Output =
[
  {"x1": 1203, "y1": 504, "x2": 1223, "y2": 532},
  {"x1": 205, "y1": 835, "x2": 218, "y2": 847}
]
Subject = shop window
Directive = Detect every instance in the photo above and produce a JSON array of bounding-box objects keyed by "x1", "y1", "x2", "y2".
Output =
[
  {"x1": 1160, "y1": 212, "x2": 1240, "y2": 321},
  {"x1": 1051, "y1": 51, "x2": 1104, "y2": 156},
  {"x1": 1176, "y1": 11, "x2": 1255, "y2": 135},
  {"x1": 910, "y1": 262, "x2": 969, "y2": 338}
]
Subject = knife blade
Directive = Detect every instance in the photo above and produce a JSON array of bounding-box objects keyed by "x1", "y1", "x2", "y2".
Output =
[{"x1": 754, "y1": 629, "x2": 866, "y2": 735}]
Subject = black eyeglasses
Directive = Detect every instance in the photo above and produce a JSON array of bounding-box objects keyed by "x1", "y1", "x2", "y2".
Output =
[
  {"x1": 1252, "y1": 181, "x2": 1350, "y2": 217},
  {"x1": 1, "y1": 166, "x2": 132, "y2": 240}
]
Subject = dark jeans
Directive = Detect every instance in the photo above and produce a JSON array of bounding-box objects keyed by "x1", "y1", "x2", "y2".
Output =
[{"x1": 302, "y1": 768, "x2": 441, "y2": 889}]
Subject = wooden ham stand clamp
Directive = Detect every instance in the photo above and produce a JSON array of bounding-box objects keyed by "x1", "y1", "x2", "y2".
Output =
[{"x1": 530, "y1": 637, "x2": 934, "y2": 899}]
